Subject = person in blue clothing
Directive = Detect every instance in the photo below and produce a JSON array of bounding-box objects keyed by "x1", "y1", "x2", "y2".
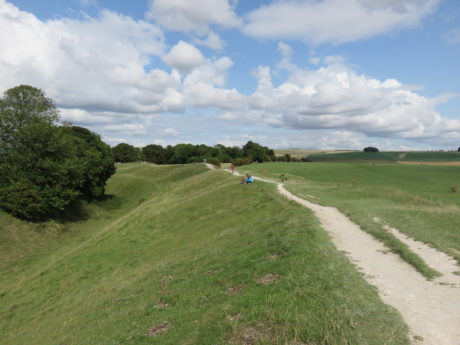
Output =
[{"x1": 241, "y1": 174, "x2": 253, "y2": 184}]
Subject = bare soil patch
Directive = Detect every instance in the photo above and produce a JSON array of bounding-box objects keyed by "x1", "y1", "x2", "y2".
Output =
[
  {"x1": 257, "y1": 274, "x2": 281, "y2": 284},
  {"x1": 227, "y1": 284, "x2": 245, "y2": 294},
  {"x1": 145, "y1": 321, "x2": 170, "y2": 336}
]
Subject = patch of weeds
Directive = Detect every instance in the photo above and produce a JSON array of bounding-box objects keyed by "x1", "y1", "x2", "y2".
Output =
[
  {"x1": 279, "y1": 173, "x2": 288, "y2": 182},
  {"x1": 450, "y1": 186, "x2": 458, "y2": 193}
]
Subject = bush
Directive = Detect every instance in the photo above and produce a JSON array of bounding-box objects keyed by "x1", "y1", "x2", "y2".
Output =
[
  {"x1": 232, "y1": 157, "x2": 252, "y2": 166},
  {"x1": 364, "y1": 147, "x2": 379, "y2": 152},
  {"x1": 207, "y1": 157, "x2": 221, "y2": 167}
]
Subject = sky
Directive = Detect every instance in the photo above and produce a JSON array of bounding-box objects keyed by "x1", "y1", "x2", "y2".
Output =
[{"x1": 1, "y1": 0, "x2": 459, "y2": 150}]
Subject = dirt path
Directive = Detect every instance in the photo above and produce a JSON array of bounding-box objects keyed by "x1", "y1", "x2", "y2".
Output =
[{"x1": 209, "y1": 166, "x2": 460, "y2": 345}]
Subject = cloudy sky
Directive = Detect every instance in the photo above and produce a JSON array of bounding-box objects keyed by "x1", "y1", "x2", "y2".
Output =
[{"x1": 1, "y1": 0, "x2": 459, "y2": 150}]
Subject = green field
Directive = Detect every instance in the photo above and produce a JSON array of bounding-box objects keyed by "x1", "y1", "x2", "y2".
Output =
[
  {"x1": 0, "y1": 163, "x2": 410, "y2": 345},
  {"x1": 305, "y1": 151, "x2": 460, "y2": 163},
  {"x1": 244, "y1": 162, "x2": 460, "y2": 277}
]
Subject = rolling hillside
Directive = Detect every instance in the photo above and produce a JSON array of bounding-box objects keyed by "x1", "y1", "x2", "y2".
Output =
[{"x1": 0, "y1": 163, "x2": 409, "y2": 345}]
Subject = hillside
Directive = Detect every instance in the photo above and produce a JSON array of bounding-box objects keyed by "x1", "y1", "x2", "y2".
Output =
[{"x1": 0, "y1": 163, "x2": 409, "y2": 345}]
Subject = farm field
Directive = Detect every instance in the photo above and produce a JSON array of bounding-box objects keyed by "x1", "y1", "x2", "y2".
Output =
[
  {"x1": 0, "y1": 163, "x2": 409, "y2": 345},
  {"x1": 274, "y1": 149, "x2": 353, "y2": 158},
  {"x1": 244, "y1": 162, "x2": 460, "y2": 274},
  {"x1": 305, "y1": 151, "x2": 460, "y2": 163}
]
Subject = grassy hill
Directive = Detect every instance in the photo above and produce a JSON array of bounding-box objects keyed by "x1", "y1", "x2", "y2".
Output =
[
  {"x1": 306, "y1": 151, "x2": 460, "y2": 163},
  {"x1": 244, "y1": 162, "x2": 460, "y2": 277},
  {"x1": 0, "y1": 163, "x2": 409, "y2": 345}
]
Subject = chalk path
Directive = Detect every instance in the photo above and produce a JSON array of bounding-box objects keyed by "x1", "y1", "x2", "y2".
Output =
[{"x1": 208, "y1": 164, "x2": 460, "y2": 345}]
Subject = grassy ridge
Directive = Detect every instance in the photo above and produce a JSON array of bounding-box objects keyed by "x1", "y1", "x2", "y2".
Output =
[
  {"x1": 307, "y1": 151, "x2": 460, "y2": 163},
  {"x1": 245, "y1": 162, "x2": 460, "y2": 276},
  {"x1": 0, "y1": 163, "x2": 409, "y2": 345}
]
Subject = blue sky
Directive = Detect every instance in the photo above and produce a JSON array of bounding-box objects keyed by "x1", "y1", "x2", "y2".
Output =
[{"x1": 1, "y1": 0, "x2": 459, "y2": 150}]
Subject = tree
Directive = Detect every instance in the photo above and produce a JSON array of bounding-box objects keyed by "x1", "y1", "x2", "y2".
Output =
[
  {"x1": 0, "y1": 85, "x2": 59, "y2": 148},
  {"x1": 458, "y1": 147, "x2": 460, "y2": 152},
  {"x1": 242, "y1": 141, "x2": 275, "y2": 162},
  {"x1": 170, "y1": 143, "x2": 196, "y2": 164},
  {"x1": 63, "y1": 126, "x2": 115, "y2": 200},
  {"x1": 363, "y1": 147, "x2": 379, "y2": 152},
  {"x1": 112, "y1": 143, "x2": 138, "y2": 162},
  {"x1": 142, "y1": 144, "x2": 165, "y2": 164},
  {"x1": 0, "y1": 85, "x2": 115, "y2": 220}
]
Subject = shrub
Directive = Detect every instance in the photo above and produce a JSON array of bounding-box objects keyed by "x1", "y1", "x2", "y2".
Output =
[
  {"x1": 207, "y1": 157, "x2": 221, "y2": 167},
  {"x1": 450, "y1": 186, "x2": 458, "y2": 193},
  {"x1": 364, "y1": 147, "x2": 379, "y2": 152}
]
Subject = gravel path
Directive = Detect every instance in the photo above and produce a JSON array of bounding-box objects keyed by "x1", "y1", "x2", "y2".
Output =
[{"x1": 210, "y1": 166, "x2": 460, "y2": 345}]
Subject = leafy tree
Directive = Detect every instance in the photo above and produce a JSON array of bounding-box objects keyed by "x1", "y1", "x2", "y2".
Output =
[
  {"x1": 242, "y1": 141, "x2": 275, "y2": 162},
  {"x1": 364, "y1": 147, "x2": 379, "y2": 152},
  {"x1": 0, "y1": 85, "x2": 59, "y2": 148},
  {"x1": 171, "y1": 143, "x2": 196, "y2": 164},
  {"x1": 63, "y1": 126, "x2": 115, "y2": 199},
  {"x1": 142, "y1": 144, "x2": 165, "y2": 164},
  {"x1": 0, "y1": 85, "x2": 115, "y2": 220},
  {"x1": 112, "y1": 143, "x2": 138, "y2": 162}
]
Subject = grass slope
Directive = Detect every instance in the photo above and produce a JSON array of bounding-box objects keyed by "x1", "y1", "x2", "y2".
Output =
[
  {"x1": 307, "y1": 151, "x2": 460, "y2": 163},
  {"x1": 0, "y1": 163, "x2": 409, "y2": 345},
  {"x1": 245, "y1": 162, "x2": 460, "y2": 277}
]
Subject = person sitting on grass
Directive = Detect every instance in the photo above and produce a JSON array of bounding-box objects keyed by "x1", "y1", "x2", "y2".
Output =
[{"x1": 241, "y1": 174, "x2": 253, "y2": 184}]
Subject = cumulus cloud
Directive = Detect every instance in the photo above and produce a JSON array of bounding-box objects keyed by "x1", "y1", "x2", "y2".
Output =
[
  {"x1": 162, "y1": 41, "x2": 206, "y2": 72},
  {"x1": 159, "y1": 128, "x2": 180, "y2": 136},
  {"x1": 193, "y1": 31, "x2": 224, "y2": 50},
  {"x1": 146, "y1": 0, "x2": 241, "y2": 34},
  {"x1": 104, "y1": 123, "x2": 147, "y2": 135},
  {"x1": 219, "y1": 56, "x2": 460, "y2": 145},
  {"x1": 0, "y1": 1, "x2": 186, "y2": 116},
  {"x1": 243, "y1": 0, "x2": 440, "y2": 44}
]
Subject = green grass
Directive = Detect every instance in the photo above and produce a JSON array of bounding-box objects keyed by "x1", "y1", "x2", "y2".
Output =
[
  {"x1": 307, "y1": 151, "x2": 460, "y2": 163},
  {"x1": 245, "y1": 162, "x2": 460, "y2": 278},
  {"x1": 0, "y1": 163, "x2": 409, "y2": 345}
]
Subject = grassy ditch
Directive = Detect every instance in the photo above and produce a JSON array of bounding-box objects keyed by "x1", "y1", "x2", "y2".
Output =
[
  {"x1": 244, "y1": 162, "x2": 460, "y2": 278},
  {"x1": 0, "y1": 163, "x2": 409, "y2": 345}
]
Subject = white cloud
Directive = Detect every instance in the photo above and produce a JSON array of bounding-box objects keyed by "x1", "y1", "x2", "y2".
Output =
[
  {"x1": 146, "y1": 0, "x2": 241, "y2": 34},
  {"x1": 0, "y1": 1, "x2": 182, "y2": 115},
  {"x1": 162, "y1": 41, "x2": 206, "y2": 72},
  {"x1": 159, "y1": 128, "x2": 180, "y2": 136},
  {"x1": 243, "y1": 0, "x2": 439, "y2": 44},
  {"x1": 104, "y1": 123, "x2": 147, "y2": 135},
  {"x1": 193, "y1": 31, "x2": 224, "y2": 50},
  {"x1": 277, "y1": 41, "x2": 295, "y2": 70},
  {"x1": 219, "y1": 56, "x2": 460, "y2": 145}
]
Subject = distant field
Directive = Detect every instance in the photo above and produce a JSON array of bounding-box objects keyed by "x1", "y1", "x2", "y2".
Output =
[
  {"x1": 274, "y1": 149, "x2": 353, "y2": 158},
  {"x1": 0, "y1": 163, "x2": 409, "y2": 345},
  {"x1": 244, "y1": 162, "x2": 460, "y2": 275},
  {"x1": 306, "y1": 151, "x2": 460, "y2": 163}
]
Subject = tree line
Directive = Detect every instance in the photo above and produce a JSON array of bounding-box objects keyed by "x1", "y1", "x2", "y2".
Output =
[
  {"x1": 0, "y1": 85, "x2": 115, "y2": 221},
  {"x1": 112, "y1": 141, "x2": 277, "y2": 166}
]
